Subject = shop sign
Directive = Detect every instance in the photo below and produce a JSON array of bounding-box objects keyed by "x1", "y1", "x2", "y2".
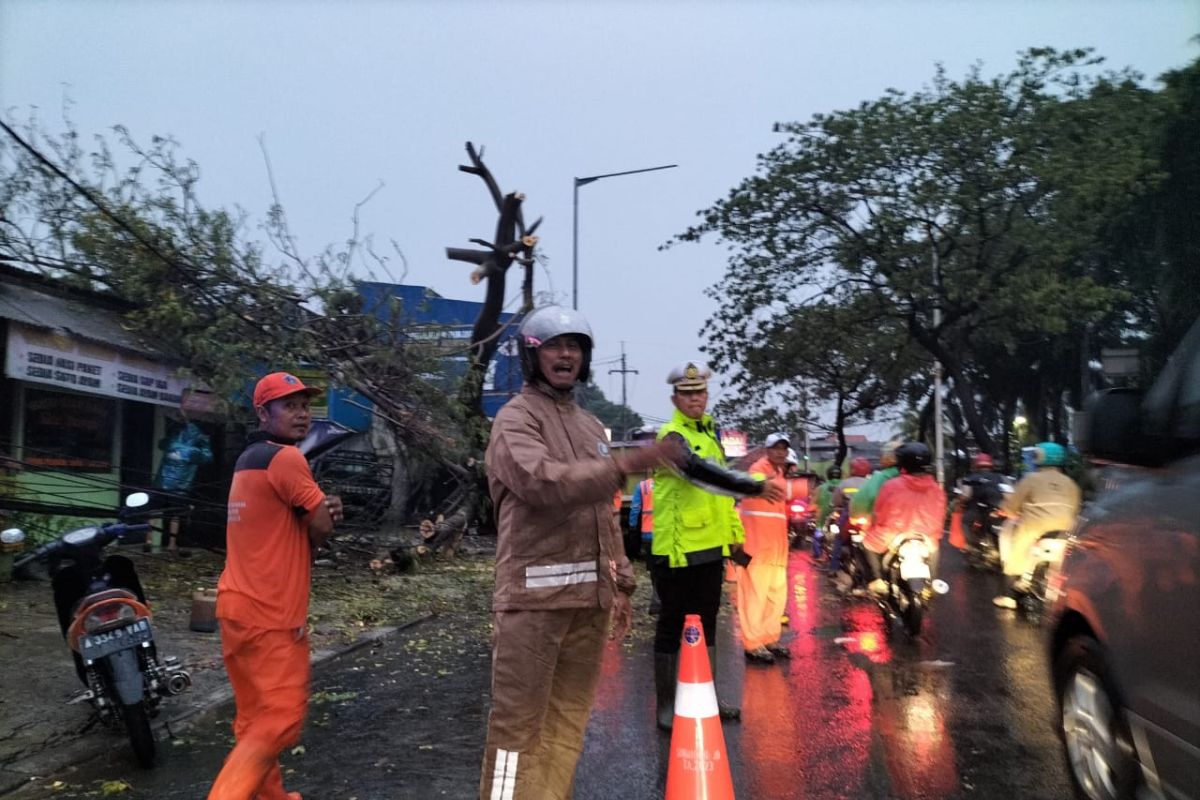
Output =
[
  {"x1": 721, "y1": 430, "x2": 748, "y2": 458},
  {"x1": 5, "y1": 322, "x2": 188, "y2": 407}
]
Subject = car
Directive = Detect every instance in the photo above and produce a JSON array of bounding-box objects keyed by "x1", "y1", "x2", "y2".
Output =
[{"x1": 1048, "y1": 321, "x2": 1200, "y2": 800}]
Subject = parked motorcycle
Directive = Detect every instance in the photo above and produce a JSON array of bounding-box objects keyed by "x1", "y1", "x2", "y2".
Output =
[
  {"x1": 875, "y1": 532, "x2": 948, "y2": 637},
  {"x1": 12, "y1": 493, "x2": 191, "y2": 767}
]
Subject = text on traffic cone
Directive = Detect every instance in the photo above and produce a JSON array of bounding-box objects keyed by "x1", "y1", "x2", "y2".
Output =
[{"x1": 665, "y1": 614, "x2": 735, "y2": 799}]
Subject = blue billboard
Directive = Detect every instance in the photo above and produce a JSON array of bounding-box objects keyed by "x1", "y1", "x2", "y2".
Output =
[{"x1": 356, "y1": 282, "x2": 523, "y2": 418}]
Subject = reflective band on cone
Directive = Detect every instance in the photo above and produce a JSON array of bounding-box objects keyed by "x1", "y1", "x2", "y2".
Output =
[{"x1": 665, "y1": 614, "x2": 735, "y2": 800}]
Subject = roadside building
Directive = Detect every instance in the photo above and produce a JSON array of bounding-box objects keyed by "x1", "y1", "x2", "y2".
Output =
[{"x1": 0, "y1": 263, "x2": 219, "y2": 531}]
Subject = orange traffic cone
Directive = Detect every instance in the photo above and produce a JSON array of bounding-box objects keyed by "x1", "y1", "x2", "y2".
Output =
[{"x1": 665, "y1": 614, "x2": 735, "y2": 799}]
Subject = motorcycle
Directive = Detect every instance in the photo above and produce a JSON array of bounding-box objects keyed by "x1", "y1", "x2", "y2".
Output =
[
  {"x1": 961, "y1": 481, "x2": 1014, "y2": 572},
  {"x1": 875, "y1": 532, "x2": 948, "y2": 637},
  {"x1": 830, "y1": 512, "x2": 873, "y2": 594},
  {"x1": 786, "y1": 497, "x2": 816, "y2": 551},
  {"x1": 12, "y1": 493, "x2": 192, "y2": 767},
  {"x1": 1016, "y1": 529, "x2": 1070, "y2": 620}
]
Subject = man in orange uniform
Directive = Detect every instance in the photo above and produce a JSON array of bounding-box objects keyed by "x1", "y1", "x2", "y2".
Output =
[
  {"x1": 208, "y1": 372, "x2": 343, "y2": 800},
  {"x1": 736, "y1": 432, "x2": 792, "y2": 664}
]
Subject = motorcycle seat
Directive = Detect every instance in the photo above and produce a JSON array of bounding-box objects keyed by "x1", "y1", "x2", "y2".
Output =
[{"x1": 71, "y1": 588, "x2": 139, "y2": 617}]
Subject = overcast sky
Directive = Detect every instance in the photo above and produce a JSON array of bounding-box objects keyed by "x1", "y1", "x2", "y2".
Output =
[{"x1": 2, "y1": 1, "x2": 1196, "y2": 434}]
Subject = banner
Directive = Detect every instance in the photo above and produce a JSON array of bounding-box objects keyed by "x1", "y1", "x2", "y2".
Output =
[{"x1": 5, "y1": 322, "x2": 189, "y2": 407}]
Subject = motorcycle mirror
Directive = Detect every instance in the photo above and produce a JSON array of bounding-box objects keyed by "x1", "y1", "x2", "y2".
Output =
[
  {"x1": 1, "y1": 528, "x2": 26, "y2": 545},
  {"x1": 125, "y1": 492, "x2": 150, "y2": 509}
]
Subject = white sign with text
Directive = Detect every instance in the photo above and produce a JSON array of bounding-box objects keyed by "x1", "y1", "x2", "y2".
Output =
[{"x1": 5, "y1": 322, "x2": 188, "y2": 407}]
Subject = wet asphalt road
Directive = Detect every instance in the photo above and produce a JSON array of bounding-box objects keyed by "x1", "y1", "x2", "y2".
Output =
[{"x1": 6, "y1": 548, "x2": 1073, "y2": 799}]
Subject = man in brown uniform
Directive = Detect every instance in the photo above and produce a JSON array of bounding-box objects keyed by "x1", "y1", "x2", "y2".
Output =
[{"x1": 480, "y1": 306, "x2": 680, "y2": 800}]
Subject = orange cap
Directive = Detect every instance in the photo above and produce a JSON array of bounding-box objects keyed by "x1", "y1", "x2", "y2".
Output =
[{"x1": 252, "y1": 372, "x2": 322, "y2": 407}]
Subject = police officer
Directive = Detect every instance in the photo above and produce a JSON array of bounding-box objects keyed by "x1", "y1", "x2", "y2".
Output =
[{"x1": 650, "y1": 361, "x2": 784, "y2": 730}]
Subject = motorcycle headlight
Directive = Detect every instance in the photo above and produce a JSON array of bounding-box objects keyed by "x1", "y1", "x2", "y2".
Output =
[{"x1": 83, "y1": 602, "x2": 137, "y2": 634}]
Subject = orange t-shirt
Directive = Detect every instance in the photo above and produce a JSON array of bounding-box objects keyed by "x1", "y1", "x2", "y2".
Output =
[{"x1": 217, "y1": 436, "x2": 325, "y2": 629}]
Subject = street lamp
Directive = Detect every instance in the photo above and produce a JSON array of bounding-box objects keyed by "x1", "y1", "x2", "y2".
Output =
[{"x1": 572, "y1": 163, "x2": 677, "y2": 310}]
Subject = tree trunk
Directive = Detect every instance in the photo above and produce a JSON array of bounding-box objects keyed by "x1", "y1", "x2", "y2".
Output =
[
  {"x1": 907, "y1": 318, "x2": 995, "y2": 455},
  {"x1": 833, "y1": 395, "x2": 848, "y2": 468}
]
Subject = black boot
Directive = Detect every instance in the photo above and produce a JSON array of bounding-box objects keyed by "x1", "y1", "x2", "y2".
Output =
[
  {"x1": 708, "y1": 645, "x2": 740, "y2": 720},
  {"x1": 654, "y1": 652, "x2": 677, "y2": 731}
]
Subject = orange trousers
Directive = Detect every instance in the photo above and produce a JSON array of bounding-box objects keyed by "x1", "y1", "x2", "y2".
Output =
[
  {"x1": 736, "y1": 511, "x2": 789, "y2": 652},
  {"x1": 208, "y1": 619, "x2": 310, "y2": 800}
]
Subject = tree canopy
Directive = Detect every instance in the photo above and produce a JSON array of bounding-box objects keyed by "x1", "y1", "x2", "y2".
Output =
[
  {"x1": 0, "y1": 116, "x2": 457, "y2": 448},
  {"x1": 672, "y1": 47, "x2": 1193, "y2": 457}
]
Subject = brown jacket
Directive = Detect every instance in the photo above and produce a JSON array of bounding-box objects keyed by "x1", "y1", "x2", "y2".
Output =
[{"x1": 486, "y1": 382, "x2": 635, "y2": 612}]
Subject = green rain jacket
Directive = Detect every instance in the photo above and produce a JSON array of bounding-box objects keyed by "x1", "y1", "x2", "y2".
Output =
[
  {"x1": 652, "y1": 410, "x2": 746, "y2": 568},
  {"x1": 850, "y1": 466, "x2": 900, "y2": 517},
  {"x1": 815, "y1": 479, "x2": 841, "y2": 526}
]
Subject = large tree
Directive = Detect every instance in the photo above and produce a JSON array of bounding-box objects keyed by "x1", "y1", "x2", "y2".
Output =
[
  {"x1": 709, "y1": 291, "x2": 922, "y2": 465},
  {"x1": 672, "y1": 48, "x2": 1164, "y2": 452},
  {"x1": 0, "y1": 116, "x2": 465, "y2": 523}
]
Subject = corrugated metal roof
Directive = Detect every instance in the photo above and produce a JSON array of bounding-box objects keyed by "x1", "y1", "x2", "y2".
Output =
[{"x1": 0, "y1": 278, "x2": 164, "y2": 358}]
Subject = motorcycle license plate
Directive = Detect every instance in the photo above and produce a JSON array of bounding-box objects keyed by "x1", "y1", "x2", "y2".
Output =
[
  {"x1": 80, "y1": 618, "x2": 153, "y2": 660},
  {"x1": 899, "y1": 560, "x2": 931, "y2": 580}
]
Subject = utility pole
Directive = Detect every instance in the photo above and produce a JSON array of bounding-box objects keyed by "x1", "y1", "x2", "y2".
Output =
[
  {"x1": 930, "y1": 229, "x2": 945, "y2": 487},
  {"x1": 608, "y1": 341, "x2": 639, "y2": 442}
]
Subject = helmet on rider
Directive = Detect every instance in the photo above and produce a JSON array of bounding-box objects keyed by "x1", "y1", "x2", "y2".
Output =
[
  {"x1": 850, "y1": 457, "x2": 872, "y2": 477},
  {"x1": 826, "y1": 465, "x2": 842, "y2": 481},
  {"x1": 517, "y1": 306, "x2": 593, "y2": 385},
  {"x1": 895, "y1": 442, "x2": 932, "y2": 474},
  {"x1": 1034, "y1": 441, "x2": 1066, "y2": 468},
  {"x1": 971, "y1": 452, "x2": 995, "y2": 471}
]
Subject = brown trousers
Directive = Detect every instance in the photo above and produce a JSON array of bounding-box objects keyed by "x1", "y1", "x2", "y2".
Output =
[{"x1": 479, "y1": 607, "x2": 608, "y2": 800}]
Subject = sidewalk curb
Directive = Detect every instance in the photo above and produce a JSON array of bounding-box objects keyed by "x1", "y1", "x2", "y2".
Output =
[{"x1": 0, "y1": 614, "x2": 436, "y2": 797}]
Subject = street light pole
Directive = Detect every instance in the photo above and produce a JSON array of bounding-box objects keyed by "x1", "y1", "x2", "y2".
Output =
[
  {"x1": 572, "y1": 163, "x2": 677, "y2": 310},
  {"x1": 931, "y1": 232, "x2": 945, "y2": 486}
]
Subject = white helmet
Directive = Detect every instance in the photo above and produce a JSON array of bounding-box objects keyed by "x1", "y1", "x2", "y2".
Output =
[{"x1": 517, "y1": 305, "x2": 594, "y2": 384}]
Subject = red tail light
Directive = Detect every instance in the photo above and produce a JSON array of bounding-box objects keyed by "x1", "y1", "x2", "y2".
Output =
[{"x1": 82, "y1": 602, "x2": 137, "y2": 634}]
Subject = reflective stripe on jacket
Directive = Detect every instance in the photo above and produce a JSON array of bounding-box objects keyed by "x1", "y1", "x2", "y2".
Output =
[
  {"x1": 631, "y1": 478, "x2": 654, "y2": 534},
  {"x1": 652, "y1": 409, "x2": 745, "y2": 568},
  {"x1": 739, "y1": 456, "x2": 789, "y2": 567},
  {"x1": 486, "y1": 383, "x2": 630, "y2": 611}
]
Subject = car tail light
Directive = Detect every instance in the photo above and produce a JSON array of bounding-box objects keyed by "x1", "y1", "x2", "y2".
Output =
[{"x1": 83, "y1": 602, "x2": 137, "y2": 634}]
